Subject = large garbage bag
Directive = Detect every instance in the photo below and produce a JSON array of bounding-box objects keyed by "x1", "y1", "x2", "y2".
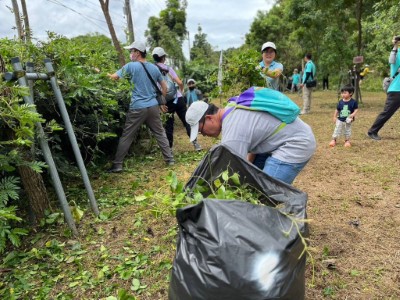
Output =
[{"x1": 168, "y1": 145, "x2": 308, "y2": 300}]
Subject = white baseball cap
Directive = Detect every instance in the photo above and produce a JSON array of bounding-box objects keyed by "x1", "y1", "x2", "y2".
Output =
[
  {"x1": 186, "y1": 101, "x2": 209, "y2": 142},
  {"x1": 152, "y1": 47, "x2": 167, "y2": 57},
  {"x1": 261, "y1": 42, "x2": 277, "y2": 52},
  {"x1": 187, "y1": 78, "x2": 196, "y2": 84},
  {"x1": 123, "y1": 41, "x2": 146, "y2": 52}
]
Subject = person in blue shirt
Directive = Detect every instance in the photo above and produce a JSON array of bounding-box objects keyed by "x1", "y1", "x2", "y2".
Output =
[
  {"x1": 258, "y1": 42, "x2": 283, "y2": 91},
  {"x1": 106, "y1": 41, "x2": 175, "y2": 172},
  {"x1": 368, "y1": 36, "x2": 400, "y2": 140},
  {"x1": 329, "y1": 85, "x2": 359, "y2": 147},
  {"x1": 300, "y1": 53, "x2": 316, "y2": 114}
]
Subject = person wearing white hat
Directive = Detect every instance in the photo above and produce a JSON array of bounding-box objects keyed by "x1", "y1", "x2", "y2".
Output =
[
  {"x1": 185, "y1": 79, "x2": 203, "y2": 107},
  {"x1": 258, "y1": 42, "x2": 283, "y2": 91},
  {"x1": 106, "y1": 41, "x2": 174, "y2": 172},
  {"x1": 152, "y1": 47, "x2": 202, "y2": 151},
  {"x1": 185, "y1": 101, "x2": 316, "y2": 185},
  {"x1": 252, "y1": 42, "x2": 284, "y2": 169}
]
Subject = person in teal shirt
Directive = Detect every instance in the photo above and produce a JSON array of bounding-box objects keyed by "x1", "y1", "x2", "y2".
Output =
[
  {"x1": 300, "y1": 53, "x2": 316, "y2": 114},
  {"x1": 291, "y1": 69, "x2": 301, "y2": 92},
  {"x1": 185, "y1": 79, "x2": 203, "y2": 107},
  {"x1": 253, "y1": 42, "x2": 284, "y2": 169},
  {"x1": 368, "y1": 36, "x2": 400, "y2": 140}
]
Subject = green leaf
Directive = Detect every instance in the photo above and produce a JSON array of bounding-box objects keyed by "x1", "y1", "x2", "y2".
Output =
[
  {"x1": 97, "y1": 270, "x2": 104, "y2": 280},
  {"x1": 65, "y1": 256, "x2": 75, "y2": 264},
  {"x1": 217, "y1": 185, "x2": 226, "y2": 199},
  {"x1": 120, "y1": 269, "x2": 133, "y2": 280},
  {"x1": 134, "y1": 195, "x2": 147, "y2": 202},
  {"x1": 230, "y1": 173, "x2": 240, "y2": 186},
  {"x1": 221, "y1": 170, "x2": 229, "y2": 181},
  {"x1": 71, "y1": 206, "x2": 84, "y2": 223},
  {"x1": 69, "y1": 281, "x2": 80, "y2": 287},
  {"x1": 117, "y1": 288, "x2": 137, "y2": 300},
  {"x1": 131, "y1": 278, "x2": 141, "y2": 291},
  {"x1": 213, "y1": 178, "x2": 222, "y2": 188}
]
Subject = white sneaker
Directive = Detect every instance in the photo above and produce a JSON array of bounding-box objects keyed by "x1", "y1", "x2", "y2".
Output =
[{"x1": 192, "y1": 141, "x2": 202, "y2": 151}]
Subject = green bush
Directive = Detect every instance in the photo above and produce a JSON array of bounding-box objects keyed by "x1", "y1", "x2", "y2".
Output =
[{"x1": 1, "y1": 34, "x2": 131, "y2": 164}]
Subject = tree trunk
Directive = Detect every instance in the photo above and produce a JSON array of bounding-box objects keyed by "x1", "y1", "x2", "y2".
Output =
[
  {"x1": 3, "y1": 129, "x2": 52, "y2": 225},
  {"x1": 356, "y1": 0, "x2": 363, "y2": 55},
  {"x1": 20, "y1": 0, "x2": 31, "y2": 43},
  {"x1": 124, "y1": 0, "x2": 134, "y2": 44},
  {"x1": 18, "y1": 163, "x2": 52, "y2": 224},
  {"x1": 99, "y1": 0, "x2": 126, "y2": 66},
  {"x1": 11, "y1": 0, "x2": 23, "y2": 40}
]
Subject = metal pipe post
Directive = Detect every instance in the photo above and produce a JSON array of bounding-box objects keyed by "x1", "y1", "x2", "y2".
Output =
[
  {"x1": 11, "y1": 57, "x2": 78, "y2": 236},
  {"x1": 43, "y1": 58, "x2": 99, "y2": 216}
]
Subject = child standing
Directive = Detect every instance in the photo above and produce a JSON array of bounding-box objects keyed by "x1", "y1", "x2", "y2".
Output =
[{"x1": 329, "y1": 85, "x2": 359, "y2": 147}]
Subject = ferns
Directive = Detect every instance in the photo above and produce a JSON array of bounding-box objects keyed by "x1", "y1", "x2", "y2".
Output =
[
  {"x1": 0, "y1": 176, "x2": 20, "y2": 205},
  {"x1": 0, "y1": 176, "x2": 28, "y2": 253},
  {"x1": 1, "y1": 82, "x2": 42, "y2": 253}
]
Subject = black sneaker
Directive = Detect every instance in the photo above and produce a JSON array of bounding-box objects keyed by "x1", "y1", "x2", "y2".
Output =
[
  {"x1": 367, "y1": 132, "x2": 381, "y2": 141},
  {"x1": 106, "y1": 166, "x2": 123, "y2": 173},
  {"x1": 166, "y1": 160, "x2": 175, "y2": 166},
  {"x1": 192, "y1": 141, "x2": 202, "y2": 151}
]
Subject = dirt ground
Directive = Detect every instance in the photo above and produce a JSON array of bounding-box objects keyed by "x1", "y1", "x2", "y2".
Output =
[
  {"x1": 290, "y1": 90, "x2": 400, "y2": 299},
  {"x1": 168, "y1": 89, "x2": 400, "y2": 299}
]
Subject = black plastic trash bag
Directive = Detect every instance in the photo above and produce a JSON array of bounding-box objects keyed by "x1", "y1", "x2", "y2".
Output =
[{"x1": 168, "y1": 145, "x2": 308, "y2": 300}]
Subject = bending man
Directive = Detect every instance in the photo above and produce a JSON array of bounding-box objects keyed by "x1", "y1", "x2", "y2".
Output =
[{"x1": 185, "y1": 99, "x2": 316, "y2": 185}]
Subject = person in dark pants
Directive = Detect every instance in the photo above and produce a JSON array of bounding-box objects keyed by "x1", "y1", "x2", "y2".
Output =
[
  {"x1": 368, "y1": 36, "x2": 400, "y2": 140},
  {"x1": 152, "y1": 47, "x2": 202, "y2": 151},
  {"x1": 322, "y1": 73, "x2": 329, "y2": 90}
]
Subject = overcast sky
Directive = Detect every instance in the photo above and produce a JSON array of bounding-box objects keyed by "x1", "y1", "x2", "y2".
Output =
[{"x1": 0, "y1": 0, "x2": 273, "y2": 58}]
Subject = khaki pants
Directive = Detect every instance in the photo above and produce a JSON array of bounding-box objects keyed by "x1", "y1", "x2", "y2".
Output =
[
  {"x1": 332, "y1": 120, "x2": 352, "y2": 140},
  {"x1": 302, "y1": 86, "x2": 313, "y2": 113}
]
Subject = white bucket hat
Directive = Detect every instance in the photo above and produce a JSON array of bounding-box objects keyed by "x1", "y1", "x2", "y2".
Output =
[{"x1": 186, "y1": 101, "x2": 209, "y2": 142}]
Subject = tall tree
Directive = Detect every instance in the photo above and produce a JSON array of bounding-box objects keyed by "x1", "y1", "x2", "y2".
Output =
[
  {"x1": 20, "y1": 0, "x2": 31, "y2": 43},
  {"x1": 11, "y1": 0, "x2": 23, "y2": 40},
  {"x1": 245, "y1": 0, "x2": 380, "y2": 81},
  {"x1": 99, "y1": 0, "x2": 126, "y2": 66},
  {"x1": 145, "y1": 0, "x2": 187, "y2": 65},
  {"x1": 190, "y1": 25, "x2": 215, "y2": 63},
  {"x1": 124, "y1": 0, "x2": 134, "y2": 44},
  {"x1": 363, "y1": 0, "x2": 400, "y2": 74}
]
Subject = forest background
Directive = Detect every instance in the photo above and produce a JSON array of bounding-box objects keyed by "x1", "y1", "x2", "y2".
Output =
[{"x1": 1, "y1": 0, "x2": 400, "y2": 299}]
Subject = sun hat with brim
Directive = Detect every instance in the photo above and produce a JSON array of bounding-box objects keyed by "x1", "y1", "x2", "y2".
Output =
[
  {"x1": 152, "y1": 47, "x2": 167, "y2": 57},
  {"x1": 187, "y1": 78, "x2": 196, "y2": 84},
  {"x1": 186, "y1": 101, "x2": 209, "y2": 142},
  {"x1": 123, "y1": 41, "x2": 146, "y2": 52},
  {"x1": 261, "y1": 42, "x2": 277, "y2": 52}
]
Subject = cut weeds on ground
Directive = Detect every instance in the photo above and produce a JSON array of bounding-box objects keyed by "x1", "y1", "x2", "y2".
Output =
[{"x1": 1, "y1": 90, "x2": 399, "y2": 299}]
